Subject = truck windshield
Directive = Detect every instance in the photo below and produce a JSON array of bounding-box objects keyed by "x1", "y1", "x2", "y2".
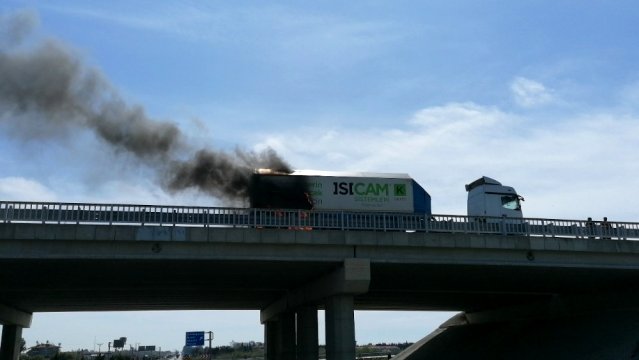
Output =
[{"x1": 501, "y1": 195, "x2": 521, "y2": 210}]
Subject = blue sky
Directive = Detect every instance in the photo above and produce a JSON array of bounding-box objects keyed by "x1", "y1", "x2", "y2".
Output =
[{"x1": 2, "y1": 0, "x2": 639, "y2": 351}]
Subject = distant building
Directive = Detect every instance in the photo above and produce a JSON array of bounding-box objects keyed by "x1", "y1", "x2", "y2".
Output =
[
  {"x1": 26, "y1": 342, "x2": 60, "y2": 358},
  {"x1": 230, "y1": 341, "x2": 258, "y2": 349}
]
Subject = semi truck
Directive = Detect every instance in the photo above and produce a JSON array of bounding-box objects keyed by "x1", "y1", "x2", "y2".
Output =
[
  {"x1": 249, "y1": 170, "x2": 524, "y2": 219},
  {"x1": 465, "y1": 176, "x2": 524, "y2": 219}
]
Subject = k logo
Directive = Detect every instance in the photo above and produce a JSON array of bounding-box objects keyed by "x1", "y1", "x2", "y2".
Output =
[{"x1": 394, "y1": 184, "x2": 407, "y2": 196}]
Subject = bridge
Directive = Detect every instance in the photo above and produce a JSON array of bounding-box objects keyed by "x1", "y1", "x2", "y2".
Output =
[{"x1": 2, "y1": 201, "x2": 639, "y2": 360}]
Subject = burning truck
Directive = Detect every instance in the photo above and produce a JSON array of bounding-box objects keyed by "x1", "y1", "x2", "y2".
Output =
[{"x1": 249, "y1": 169, "x2": 523, "y2": 219}]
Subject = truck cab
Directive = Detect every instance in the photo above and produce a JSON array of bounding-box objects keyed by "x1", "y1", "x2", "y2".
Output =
[{"x1": 465, "y1": 176, "x2": 524, "y2": 219}]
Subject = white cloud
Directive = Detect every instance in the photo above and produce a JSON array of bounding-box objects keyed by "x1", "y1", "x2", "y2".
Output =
[
  {"x1": 510, "y1": 77, "x2": 556, "y2": 108},
  {"x1": 44, "y1": 4, "x2": 220, "y2": 43},
  {"x1": 46, "y1": 4, "x2": 400, "y2": 48},
  {"x1": 44, "y1": 3, "x2": 401, "y2": 71},
  {"x1": 85, "y1": 180, "x2": 227, "y2": 207},
  {"x1": 0, "y1": 177, "x2": 57, "y2": 201}
]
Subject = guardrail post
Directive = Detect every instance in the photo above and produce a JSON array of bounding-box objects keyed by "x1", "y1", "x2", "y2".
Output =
[
  {"x1": 501, "y1": 215, "x2": 506, "y2": 236},
  {"x1": 253, "y1": 209, "x2": 257, "y2": 228}
]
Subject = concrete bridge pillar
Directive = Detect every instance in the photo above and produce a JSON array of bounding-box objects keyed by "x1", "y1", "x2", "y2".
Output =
[
  {"x1": 264, "y1": 312, "x2": 296, "y2": 360},
  {"x1": 0, "y1": 304, "x2": 32, "y2": 360},
  {"x1": 261, "y1": 258, "x2": 369, "y2": 360},
  {"x1": 296, "y1": 306, "x2": 318, "y2": 360},
  {"x1": 325, "y1": 295, "x2": 356, "y2": 360},
  {"x1": 263, "y1": 320, "x2": 278, "y2": 360},
  {"x1": 278, "y1": 312, "x2": 296, "y2": 360},
  {"x1": 0, "y1": 325, "x2": 23, "y2": 360}
]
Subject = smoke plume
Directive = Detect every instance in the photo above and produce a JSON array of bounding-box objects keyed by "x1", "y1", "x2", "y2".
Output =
[
  {"x1": 0, "y1": 11, "x2": 290, "y2": 202},
  {"x1": 168, "y1": 148, "x2": 290, "y2": 200}
]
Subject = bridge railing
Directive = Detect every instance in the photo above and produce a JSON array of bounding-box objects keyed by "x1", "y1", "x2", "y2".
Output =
[{"x1": 2, "y1": 201, "x2": 639, "y2": 240}]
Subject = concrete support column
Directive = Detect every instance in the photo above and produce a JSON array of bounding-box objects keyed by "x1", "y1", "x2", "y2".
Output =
[
  {"x1": 325, "y1": 295, "x2": 355, "y2": 360},
  {"x1": 261, "y1": 259, "x2": 369, "y2": 360},
  {"x1": 264, "y1": 320, "x2": 279, "y2": 360},
  {"x1": 0, "y1": 325, "x2": 23, "y2": 360},
  {"x1": 278, "y1": 312, "x2": 296, "y2": 360},
  {"x1": 264, "y1": 312, "x2": 296, "y2": 360},
  {"x1": 296, "y1": 306, "x2": 319, "y2": 360}
]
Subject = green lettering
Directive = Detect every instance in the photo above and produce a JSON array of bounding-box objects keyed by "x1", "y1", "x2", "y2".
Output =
[
  {"x1": 353, "y1": 183, "x2": 391, "y2": 196},
  {"x1": 394, "y1": 184, "x2": 407, "y2": 196}
]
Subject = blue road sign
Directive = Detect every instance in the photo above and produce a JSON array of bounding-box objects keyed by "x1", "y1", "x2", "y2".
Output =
[{"x1": 185, "y1": 331, "x2": 205, "y2": 346}]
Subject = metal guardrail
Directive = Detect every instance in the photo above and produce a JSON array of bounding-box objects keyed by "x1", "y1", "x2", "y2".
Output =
[{"x1": 2, "y1": 201, "x2": 639, "y2": 240}]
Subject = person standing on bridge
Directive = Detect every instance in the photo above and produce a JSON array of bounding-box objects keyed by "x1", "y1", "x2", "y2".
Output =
[
  {"x1": 602, "y1": 217, "x2": 611, "y2": 239},
  {"x1": 586, "y1": 217, "x2": 595, "y2": 239}
]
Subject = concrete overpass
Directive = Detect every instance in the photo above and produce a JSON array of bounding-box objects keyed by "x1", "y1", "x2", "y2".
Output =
[{"x1": 2, "y1": 201, "x2": 639, "y2": 359}]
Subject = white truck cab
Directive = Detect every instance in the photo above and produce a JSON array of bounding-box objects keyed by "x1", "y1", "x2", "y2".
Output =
[{"x1": 465, "y1": 176, "x2": 524, "y2": 219}]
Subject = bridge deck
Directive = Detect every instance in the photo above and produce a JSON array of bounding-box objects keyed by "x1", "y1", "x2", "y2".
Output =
[{"x1": 3, "y1": 219, "x2": 639, "y2": 314}]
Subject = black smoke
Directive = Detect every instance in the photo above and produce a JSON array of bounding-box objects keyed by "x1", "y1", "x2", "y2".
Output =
[
  {"x1": 168, "y1": 148, "x2": 291, "y2": 201},
  {"x1": 0, "y1": 10, "x2": 291, "y2": 202}
]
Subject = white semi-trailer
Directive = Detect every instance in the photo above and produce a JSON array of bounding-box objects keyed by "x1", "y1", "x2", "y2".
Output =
[{"x1": 249, "y1": 170, "x2": 523, "y2": 218}]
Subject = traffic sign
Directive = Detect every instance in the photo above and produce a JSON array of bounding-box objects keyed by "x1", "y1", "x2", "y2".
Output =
[{"x1": 185, "y1": 331, "x2": 205, "y2": 346}]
